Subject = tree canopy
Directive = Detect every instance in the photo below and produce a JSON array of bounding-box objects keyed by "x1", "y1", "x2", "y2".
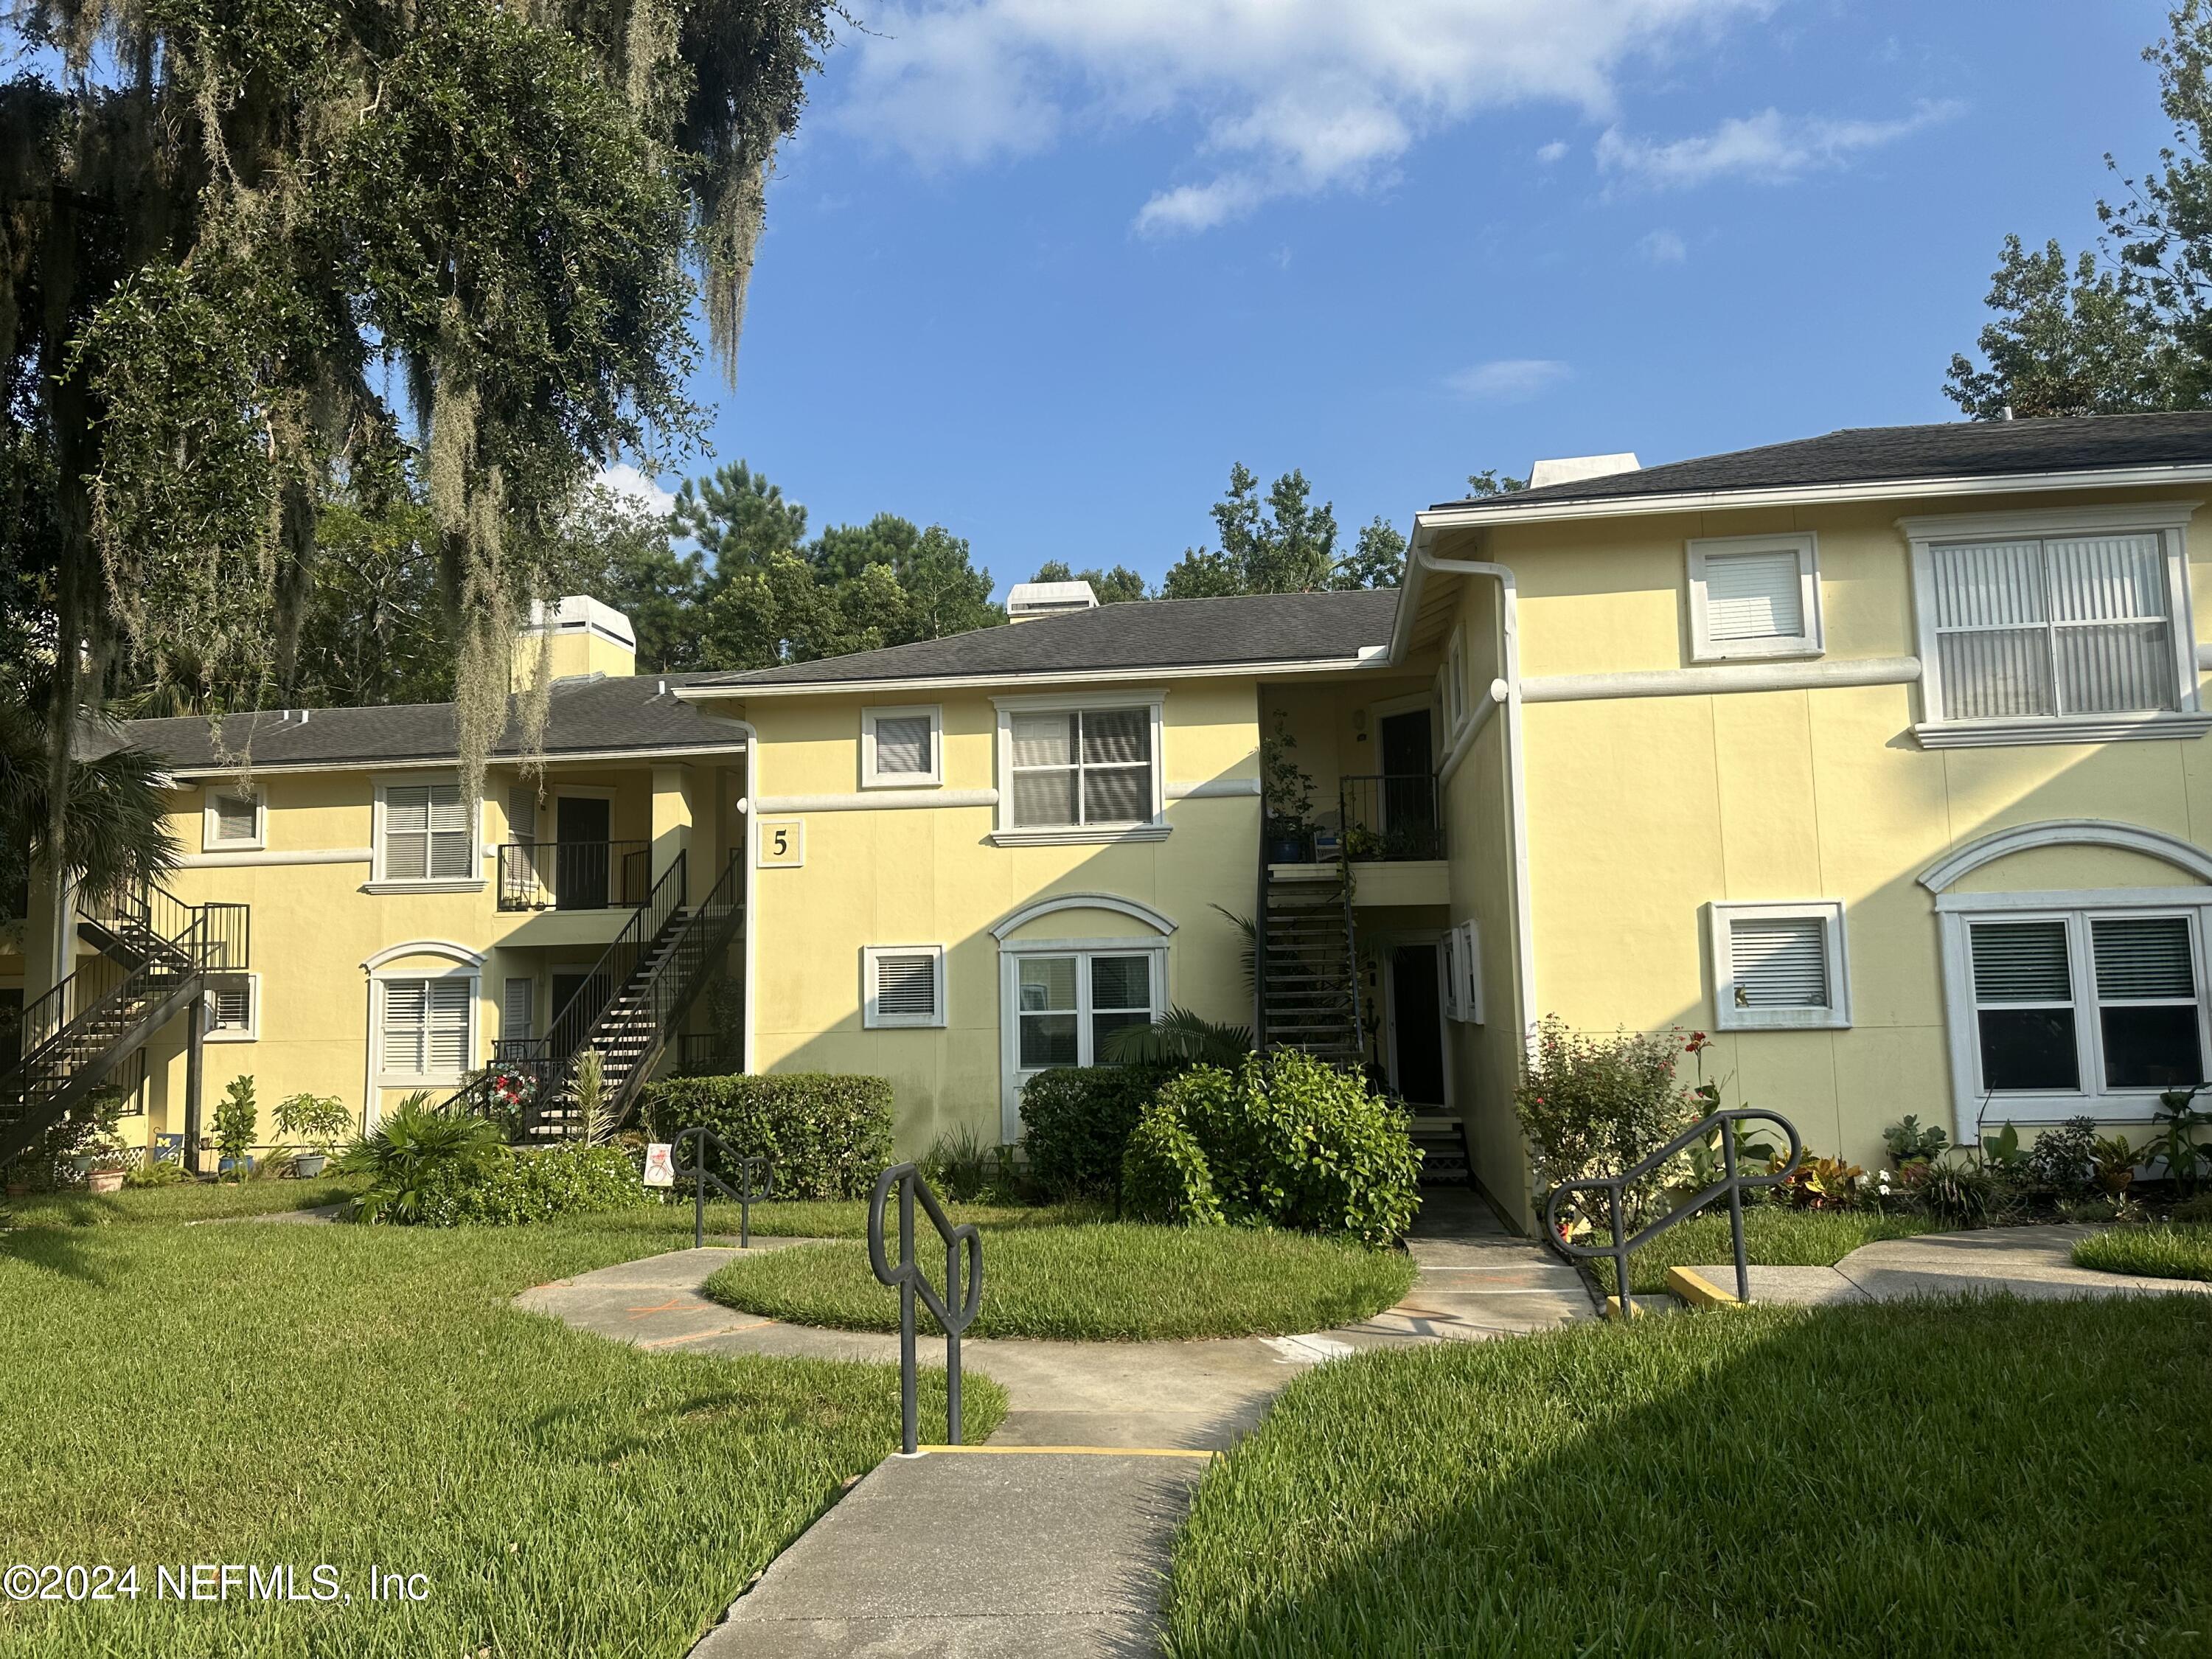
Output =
[
  {"x1": 1947, "y1": 4, "x2": 2212, "y2": 417},
  {"x1": 2, "y1": 0, "x2": 837, "y2": 911}
]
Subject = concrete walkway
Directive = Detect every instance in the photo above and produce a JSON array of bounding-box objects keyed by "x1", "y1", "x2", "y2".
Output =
[
  {"x1": 1682, "y1": 1223, "x2": 2212, "y2": 1306},
  {"x1": 516, "y1": 1188, "x2": 1593, "y2": 1657}
]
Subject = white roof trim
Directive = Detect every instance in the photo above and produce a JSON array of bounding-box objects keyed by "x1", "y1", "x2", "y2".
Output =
[
  {"x1": 676, "y1": 655, "x2": 1386, "y2": 701},
  {"x1": 1917, "y1": 818, "x2": 2212, "y2": 894},
  {"x1": 990, "y1": 892, "x2": 1179, "y2": 942},
  {"x1": 165, "y1": 740, "x2": 745, "y2": 779}
]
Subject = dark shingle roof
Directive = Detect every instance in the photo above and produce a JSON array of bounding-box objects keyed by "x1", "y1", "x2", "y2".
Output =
[
  {"x1": 698, "y1": 589, "x2": 1401, "y2": 690},
  {"x1": 128, "y1": 672, "x2": 738, "y2": 772},
  {"x1": 1433, "y1": 412, "x2": 2212, "y2": 512}
]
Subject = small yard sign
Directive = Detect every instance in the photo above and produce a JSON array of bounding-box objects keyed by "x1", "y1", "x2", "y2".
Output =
[{"x1": 642, "y1": 1143, "x2": 675, "y2": 1187}]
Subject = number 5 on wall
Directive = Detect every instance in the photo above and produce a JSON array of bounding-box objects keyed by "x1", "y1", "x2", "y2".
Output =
[{"x1": 757, "y1": 818, "x2": 805, "y2": 868}]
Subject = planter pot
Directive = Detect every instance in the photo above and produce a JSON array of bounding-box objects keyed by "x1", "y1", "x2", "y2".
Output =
[
  {"x1": 216, "y1": 1155, "x2": 254, "y2": 1178},
  {"x1": 88, "y1": 1169, "x2": 125, "y2": 1194},
  {"x1": 293, "y1": 1154, "x2": 329, "y2": 1180},
  {"x1": 68, "y1": 1155, "x2": 94, "y2": 1177},
  {"x1": 1265, "y1": 833, "x2": 1312, "y2": 865},
  {"x1": 4, "y1": 1182, "x2": 29, "y2": 1198}
]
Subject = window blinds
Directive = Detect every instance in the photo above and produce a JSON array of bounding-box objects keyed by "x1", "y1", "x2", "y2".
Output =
[
  {"x1": 212, "y1": 794, "x2": 259, "y2": 842},
  {"x1": 872, "y1": 953, "x2": 939, "y2": 1021},
  {"x1": 1970, "y1": 921, "x2": 2073, "y2": 1003},
  {"x1": 385, "y1": 784, "x2": 473, "y2": 879},
  {"x1": 873, "y1": 716, "x2": 932, "y2": 777},
  {"x1": 1703, "y1": 550, "x2": 1804, "y2": 642},
  {"x1": 1728, "y1": 916, "x2": 1829, "y2": 1008},
  {"x1": 384, "y1": 978, "x2": 471, "y2": 1074}
]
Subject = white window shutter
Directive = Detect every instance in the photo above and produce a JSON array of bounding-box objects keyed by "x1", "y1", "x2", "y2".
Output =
[
  {"x1": 428, "y1": 785, "x2": 473, "y2": 878},
  {"x1": 1704, "y1": 551, "x2": 1805, "y2": 642},
  {"x1": 502, "y1": 976, "x2": 535, "y2": 1043},
  {"x1": 426, "y1": 978, "x2": 473, "y2": 1074},
  {"x1": 208, "y1": 984, "x2": 252, "y2": 1032},
  {"x1": 1458, "y1": 919, "x2": 1484, "y2": 1025},
  {"x1": 506, "y1": 784, "x2": 538, "y2": 843},
  {"x1": 383, "y1": 980, "x2": 428, "y2": 1072},
  {"x1": 1729, "y1": 917, "x2": 1829, "y2": 1009},
  {"x1": 384, "y1": 787, "x2": 430, "y2": 879}
]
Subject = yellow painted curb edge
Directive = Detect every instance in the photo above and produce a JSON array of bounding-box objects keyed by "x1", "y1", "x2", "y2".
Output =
[
  {"x1": 1601, "y1": 1295, "x2": 1644, "y2": 1321},
  {"x1": 1666, "y1": 1266, "x2": 1744, "y2": 1310}
]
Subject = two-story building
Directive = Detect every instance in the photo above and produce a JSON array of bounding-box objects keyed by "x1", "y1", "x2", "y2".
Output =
[{"x1": 10, "y1": 412, "x2": 2212, "y2": 1226}]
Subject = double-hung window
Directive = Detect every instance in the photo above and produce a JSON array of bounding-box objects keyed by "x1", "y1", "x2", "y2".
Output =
[
  {"x1": 378, "y1": 782, "x2": 476, "y2": 883},
  {"x1": 1907, "y1": 507, "x2": 2208, "y2": 745},
  {"x1": 994, "y1": 695, "x2": 1164, "y2": 841},
  {"x1": 1009, "y1": 950, "x2": 1160, "y2": 1076},
  {"x1": 1962, "y1": 911, "x2": 2206, "y2": 1104},
  {"x1": 378, "y1": 975, "x2": 475, "y2": 1082}
]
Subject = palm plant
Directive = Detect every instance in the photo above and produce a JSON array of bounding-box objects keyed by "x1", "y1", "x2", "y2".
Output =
[
  {"x1": 1102, "y1": 1006, "x2": 1255, "y2": 1068},
  {"x1": 339, "y1": 1096, "x2": 505, "y2": 1224},
  {"x1": 0, "y1": 695, "x2": 178, "y2": 906}
]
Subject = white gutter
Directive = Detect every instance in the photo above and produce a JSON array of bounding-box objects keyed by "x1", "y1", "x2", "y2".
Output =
[
  {"x1": 1410, "y1": 542, "x2": 1538, "y2": 1065},
  {"x1": 1416, "y1": 460, "x2": 2212, "y2": 532}
]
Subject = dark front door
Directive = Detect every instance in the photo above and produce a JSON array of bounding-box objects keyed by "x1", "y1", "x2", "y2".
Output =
[
  {"x1": 1389, "y1": 944, "x2": 1447, "y2": 1107},
  {"x1": 1378, "y1": 709, "x2": 1437, "y2": 857},
  {"x1": 554, "y1": 796, "x2": 611, "y2": 909}
]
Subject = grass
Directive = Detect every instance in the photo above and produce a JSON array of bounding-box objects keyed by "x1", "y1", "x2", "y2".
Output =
[
  {"x1": 0, "y1": 1175, "x2": 368, "y2": 1228},
  {"x1": 651, "y1": 1194, "x2": 1111, "y2": 1239},
  {"x1": 2074, "y1": 1222, "x2": 2212, "y2": 1281},
  {"x1": 0, "y1": 1217, "x2": 1002, "y2": 1657},
  {"x1": 1161, "y1": 1295, "x2": 2212, "y2": 1658},
  {"x1": 1615, "y1": 1205, "x2": 1944, "y2": 1293},
  {"x1": 705, "y1": 1223, "x2": 1417, "y2": 1340}
]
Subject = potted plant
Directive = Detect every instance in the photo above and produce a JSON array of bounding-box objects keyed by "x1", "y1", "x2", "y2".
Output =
[
  {"x1": 272, "y1": 1091, "x2": 353, "y2": 1179},
  {"x1": 1260, "y1": 717, "x2": 1319, "y2": 863},
  {"x1": 213, "y1": 1074, "x2": 258, "y2": 1180},
  {"x1": 86, "y1": 1134, "x2": 129, "y2": 1194}
]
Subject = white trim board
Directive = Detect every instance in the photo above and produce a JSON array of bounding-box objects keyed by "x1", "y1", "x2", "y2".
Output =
[{"x1": 1917, "y1": 819, "x2": 2212, "y2": 892}]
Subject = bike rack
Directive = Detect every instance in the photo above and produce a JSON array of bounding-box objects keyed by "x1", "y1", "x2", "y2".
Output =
[
  {"x1": 868, "y1": 1162, "x2": 984, "y2": 1455},
  {"x1": 1545, "y1": 1107, "x2": 1803, "y2": 1314},
  {"x1": 672, "y1": 1127, "x2": 772, "y2": 1248}
]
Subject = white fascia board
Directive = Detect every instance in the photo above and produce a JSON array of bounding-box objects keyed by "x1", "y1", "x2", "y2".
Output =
[
  {"x1": 672, "y1": 655, "x2": 1387, "y2": 702},
  {"x1": 164, "y1": 740, "x2": 745, "y2": 779}
]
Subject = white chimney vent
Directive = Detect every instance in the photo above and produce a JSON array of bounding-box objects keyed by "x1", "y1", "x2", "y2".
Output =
[
  {"x1": 1527, "y1": 452, "x2": 1640, "y2": 490},
  {"x1": 1006, "y1": 580, "x2": 1099, "y2": 622}
]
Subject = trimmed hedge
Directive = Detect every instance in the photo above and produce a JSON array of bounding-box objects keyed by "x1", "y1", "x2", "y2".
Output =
[
  {"x1": 1018, "y1": 1065, "x2": 1180, "y2": 1200},
  {"x1": 413, "y1": 1143, "x2": 647, "y2": 1227},
  {"x1": 642, "y1": 1074, "x2": 894, "y2": 1200},
  {"x1": 1123, "y1": 1050, "x2": 1422, "y2": 1245}
]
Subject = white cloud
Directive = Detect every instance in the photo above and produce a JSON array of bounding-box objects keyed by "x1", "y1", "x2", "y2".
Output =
[
  {"x1": 1638, "y1": 227, "x2": 1686, "y2": 263},
  {"x1": 1447, "y1": 358, "x2": 1573, "y2": 400},
  {"x1": 597, "y1": 462, "x2": 676, "y2": 517},
  {"x1": 838, "y1": 0, "x2": 1772, "y2": 232},
  {"x1": 1536, "y1": 139, "x2": 1571, "y2": 164},
  {"x1": 1596, "y1": 98, "x2": 1961, "y2": 189}
]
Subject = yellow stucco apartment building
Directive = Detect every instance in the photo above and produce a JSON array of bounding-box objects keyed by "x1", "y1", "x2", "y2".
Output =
[{"x1": 12, "y1": 411, "x2": 2212, "y2": 1226}]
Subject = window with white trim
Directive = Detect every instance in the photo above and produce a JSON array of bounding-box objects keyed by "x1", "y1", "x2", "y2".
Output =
[
  {"x1": 1966, "y1": 911, "x2": 2205, "y2": 1097},
  {"x1": 1010, "y1": 950, "x2": 1159, "y2": 1071},
  {"x1": 205, "y1": 976, "x2": 257, "y2": 1041},
  {"x1": 501, "y1": 975, "x2": 535, "y2": 1046},
  {"x1": 1455, "y1": 919, "x2": 1484, "y2": 1025},
  {"x1": 1709, "y1": 901, "x2": 1850, "y2": 1030},
  {"x1": 862, "y1": 706, "x2": 942, "y2": 787},
  {"x1": 1007, "y1": 709, "x2": 1152, "y2": 827},
  {"x1": 1687, "y1": 534, "x2": 1821, "y2": 661},
  {"x1": 863, "y1": 945, "x2": 946, "y2": 1029},
  {"x1": 1905, "y1": 507, "x2": 2206, "y2": 745},
  {"x1": 204, "y1": 789, "x2": 265, "y2": 851},
  {"x1": 378, "y1": 782, "x2": 475, "y2": 882},
  {"x1": 378, "y1": 975, "x2": 475, "y2": 1081}
]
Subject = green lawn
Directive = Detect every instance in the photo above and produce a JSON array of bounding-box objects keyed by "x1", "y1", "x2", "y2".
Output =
[
  {"x1": 706, "y1": 1223, "x2": 1417, "y2": 1340},
  {"x1": 1, "y1": 1175, "x2": 368, "y2": 1228},
  {"x1": 1617, "y1": 1206, "x2": 1944, "y2": 1293},
  {"x1": 1161, "y1": 1295, "x2": 2212, "y2": 1658},
  {"x1": 0, "y1": 1217, "x2": 1001, "y2": 1657},
  {"x1": 620, "y1": 1194, "x2": 1112, "y2": 1239},
  {"x1": 2074, "y1": 1222, "x2": 2212, "y2": 1281}
]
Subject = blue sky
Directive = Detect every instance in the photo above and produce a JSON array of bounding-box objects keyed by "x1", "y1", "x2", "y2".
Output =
[{"x1": 616, "y1": 0, "x2": 2180, "y2": 594}]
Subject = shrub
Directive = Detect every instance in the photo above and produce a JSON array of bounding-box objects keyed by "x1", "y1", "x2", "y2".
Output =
[
  {"x1": 272, "y1": 1093, "x2": 353, "y2": 1158},
  {"x1": 1121, "y1": 1051, "x2": 1421, "y2": 1245},
  {"x1": 2026, "y1": 1115, "x2": 2100, "y2": 1200},
  {"x1": 1514, "y1": 1018, "x2": 1697, "y2": 1233},
  {"x1": 340, "y1": 1097, "x2": 507, "y2": 1224},
  {"x1": 1882, "y1": 1114, "x2": 1950, "y2": 1166},
  {"x1": 1919, "y1": 1159, "x2": 1997, "y2": 1228},
  {"x1": 414, "y1": 1142, "x2": 646, "y2": 1227},
  {"x1": 1019, "y1": 1065, "x2": 1179, "y2": 1200},
  {"x1": 122, "y1": 1156, "x2": 187, "y2": 1189},
  {"x1": 919, "y1": 1125, "x2": 1014, "y2": 1203},
  {"x1": 641, "y1": 1074, "x2": 893, "y2": 1200},
  {"x1": 213, "y1": 1076, "x2": 258, "y2": 1174}
]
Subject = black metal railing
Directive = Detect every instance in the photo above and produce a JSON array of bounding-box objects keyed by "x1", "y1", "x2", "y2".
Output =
[
  {"x1": 677, "y1": 1032, "x2": 743, "y2": 1077},
  {"x1": 1545, "y1": 1107, "x2": 1804, "y2": 1313},
  {"x1": 672, "y1": 1127, "x2": 771, "y2": 1248},
  {"x1": 869, "y1": 1162, "x2": 984, "y2": 1455},
  {"x1": 496, "y1": 840, "x2": 650, "y2": 911},
  {"x1": 1339, "y1": 773, "x2": 1443, "y2": 862}
]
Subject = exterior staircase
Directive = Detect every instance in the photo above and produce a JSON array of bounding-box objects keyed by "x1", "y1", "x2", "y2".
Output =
[
  {"x1": 0, "y1": 884, "x2": 251, "y2": 1170},
  {"x1": 1411, "y1": 1114, "x2": 1472, "y2": 1185},
  {"x1": 454, "y1": 847, "x2": 745, "y2": 1138},
  {"x1": 1256, "y1": 868, "x2": 1363, "y2": 1062}
]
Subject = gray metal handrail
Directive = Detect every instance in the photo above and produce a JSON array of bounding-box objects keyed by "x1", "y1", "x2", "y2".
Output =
[
  {"x1": 868, "y1": 1162, "x2": 984, "y2": 1455},
  {"x1": 1544, "y1": 1107, "x2": 1803, "y2": 1312},
  {"x1": 672, "y1": 1127, "x2": 771, "y2": 1248}
]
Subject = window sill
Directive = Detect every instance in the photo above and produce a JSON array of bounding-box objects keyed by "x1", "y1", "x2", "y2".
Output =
[
  {"x1": 1690, "y1": 642, "x2": 1823, "y2": 665},
  {"x1": 376, "y1": 1077, "x2": 467, "y2": 1091},
  {"x1": 361, "y1": 879, "x2": 487, "y2": 894},
  {"x1": 863, "y1": 1018, "x2": 948, "y2": 1030},
  {"x1": 1712, "y1": 1011, "x2": 1850, "y2": 1032},
  {"x1": 204, "y1": 840, "x2": 266, "y2": 855},
  {"x1": 989, "y1": 824, "x2": 1171, "y2": 848},
  {"x1": 204, "y1": 1031, "x2": 257, "y2": 1043},
  {"x1": 861, "y1": 777, "x2": 943, "y2": 790},
  {"x1": 1914, "y1": 714, "x2": 2212, "y2": 749},
  {"x1": 1965, "y1": 1092, "x2": 2175, "y2": 1124}
]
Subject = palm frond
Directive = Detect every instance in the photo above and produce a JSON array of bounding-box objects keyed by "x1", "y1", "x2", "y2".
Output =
[{"x1": 1102, "y1": 1006, "x2": 1255, "y2": 1068}]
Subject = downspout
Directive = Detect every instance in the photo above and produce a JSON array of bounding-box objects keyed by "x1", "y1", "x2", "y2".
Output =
[
  {"x1": 730, "y1": 720, "x2": 759, "y2": 1077},
  {"x1": 1411, "y1": 546, "x2": 1538, "y2": 1063}
]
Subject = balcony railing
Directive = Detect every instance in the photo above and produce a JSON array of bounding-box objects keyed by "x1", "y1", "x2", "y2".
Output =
[
  {"x1": 1338, "y1": 773, "x2": 1444, "y2": 862},
  {"x1": 497, "y1": 841, "x2": 650, "y2": 912}
]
